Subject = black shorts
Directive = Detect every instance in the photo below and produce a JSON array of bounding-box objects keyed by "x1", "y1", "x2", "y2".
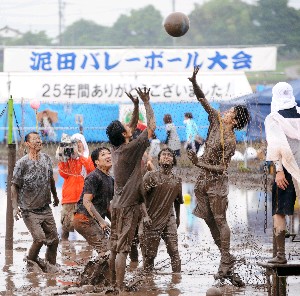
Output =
[{"x1": 272, "y1": 167, "x2": 296, "y2": 216}]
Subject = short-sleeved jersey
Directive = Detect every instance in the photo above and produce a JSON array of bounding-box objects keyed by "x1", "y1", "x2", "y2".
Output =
[
  {"x1": 143, "y1": 169, "x2": 183, "y2": 231},
  {"x1": 12, "y1": 153, "x2": 53, "y2": 210},
  {"x1": 111, "y1": 129, "x2": 149, "y2": 208},
  {"x1": 76, "y1": 168, "x2": 114, "y2": 217}
]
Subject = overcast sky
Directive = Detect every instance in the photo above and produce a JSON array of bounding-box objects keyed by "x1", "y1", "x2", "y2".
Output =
[{"x1": 1, "y1": 0, "x2": 300, "y2": 38}]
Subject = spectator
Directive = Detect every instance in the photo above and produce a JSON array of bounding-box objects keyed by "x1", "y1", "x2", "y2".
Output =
[
  {"x1": 148, "y1": 133, "x2": 161, "y2": 159},
  {"x1": 57, "y1": 133, "x2": 94, "y2": 241},
  {"x1": 183, "y1": 112, "x2": 200, "y2": 153},
  {"x1": 163, "y1": 114, "x2": 181, "y2": 157}
]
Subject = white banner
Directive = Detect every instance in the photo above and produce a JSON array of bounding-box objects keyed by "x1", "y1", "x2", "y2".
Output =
[
  {"x1": 0, "y1": 72, "x2": 252, "y2": 103},
  {"x1": 4, "y1": 47, "x2": 277, "y2": 73}
]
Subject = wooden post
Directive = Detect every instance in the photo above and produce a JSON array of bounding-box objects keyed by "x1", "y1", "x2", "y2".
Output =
[{"x1": 5, "y1": 96, "x2": 16, "y2": 250}]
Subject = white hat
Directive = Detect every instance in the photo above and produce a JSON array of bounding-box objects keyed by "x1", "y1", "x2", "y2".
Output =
[{"x1": 271, "y1": 82, "x2": 296, "y2": 112}]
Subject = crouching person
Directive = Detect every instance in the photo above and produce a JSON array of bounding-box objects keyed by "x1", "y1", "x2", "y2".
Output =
[
  {"x1": 11, "y1": 132, "x2": 60, "y2": 271},
  {"x1": 73, "y1": 147, "x2": 114, "y2": 285},
  {"x1": 139, "y1": 148, "x2": 183, "y2": 273},
  {"x1": 74, "y1": 147, "x2": 113, "y2": 255}
]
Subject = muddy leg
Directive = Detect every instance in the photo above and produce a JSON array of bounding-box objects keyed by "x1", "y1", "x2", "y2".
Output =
[
  {"x1": 45, "y1": 242, "x2": 58, "y2": 265},
  {"x1": 28, "y1": 241, "x2": 43, "y2": 261},
  {"x1": 115, "y1": 252, "x2": 128, "y2": 290},
  {"x1": 214, "y1": 217, "x2": 234, "y2": 275},
  {"x1": 163, "y1": 232, "x2": 181, "y2": 273},
  {"x1": 144, "y1": 256, "x2": 155, "y2": 273},
  {"x1": 61, "y1": 230, "x2": 69, "y2": 241},
  {"x1": 109, "y1": 250, "x2": 117, "y2": 285},
  {"x1": 204, "y1": 217, "x2": 222, "y2": 251}
]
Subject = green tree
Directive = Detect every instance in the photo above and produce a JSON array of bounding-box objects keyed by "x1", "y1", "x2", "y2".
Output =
[
  {"x1": 252, "y1": 0, "x2": 300, "y2": 55},
  {"x1": 60, "y1": 19, "x2": 111, "y2": 46},
  {"x1": 8, "y1": 31, "x2": 52, "y2": 46},
  {"x1": 111, "y1": 5, "x2": 171, "y2": 46},
  {"x1": 183, "y1": 0, "x2": 258, "y2": 46}
]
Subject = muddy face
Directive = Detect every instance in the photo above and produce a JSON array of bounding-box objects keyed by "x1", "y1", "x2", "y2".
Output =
[
  {"x1": 26, "y1": 134, "x2": 43, "y2": 152},
  {"x1": 159, "y1": 150, "x2": 174, "y2": 167}
]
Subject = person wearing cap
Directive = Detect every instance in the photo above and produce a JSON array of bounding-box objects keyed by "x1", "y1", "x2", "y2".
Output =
[
  {"x1": 265, "y1": 82, "x2": 300, "y2": 264},
  {"x1": 57, "y1": 133, "x2": 95, "y2": 241}
]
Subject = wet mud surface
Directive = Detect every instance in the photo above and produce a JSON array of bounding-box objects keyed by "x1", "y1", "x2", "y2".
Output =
[
  {"x1": 0, "y1": 166, "x2": 299, "y2": 295},
  {"x1": 1, "y1": 230, "x2": 300, "y2": 296}
]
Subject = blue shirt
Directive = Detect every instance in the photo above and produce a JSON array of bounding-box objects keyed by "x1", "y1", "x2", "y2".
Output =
[{"x1": 184, "y1": 119, "x2": 198, "y2": 142}]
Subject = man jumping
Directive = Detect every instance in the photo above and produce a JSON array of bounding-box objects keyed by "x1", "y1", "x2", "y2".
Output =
[{"x1": 106, "y1": 87, "x2": 155, "y2": 292}]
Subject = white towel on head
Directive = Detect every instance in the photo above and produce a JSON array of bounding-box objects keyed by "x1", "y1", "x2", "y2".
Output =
[
  {"x1": 271, "y1": 82, "x2": 297, "y2": 113},
  {"x1": 71, "y1": 133, "x2": 89, "y2": 158}
]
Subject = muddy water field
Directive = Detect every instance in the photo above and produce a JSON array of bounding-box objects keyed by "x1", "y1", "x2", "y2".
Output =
[{"x1": 0, "y1": 164, "x2": 300, "y2": 295}]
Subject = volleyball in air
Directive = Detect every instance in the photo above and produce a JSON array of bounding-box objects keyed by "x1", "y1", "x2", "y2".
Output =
[{"x1": 164, "y1": 12, "x2": 190, "y2": 37}]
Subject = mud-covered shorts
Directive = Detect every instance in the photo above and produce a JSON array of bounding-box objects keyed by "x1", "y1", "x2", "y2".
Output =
[
  {"x1": 73, "y1": 213, "x2": 109, "y2": 254},
  {"x1": 61, "y1": 203, "x2": 77, "y2": 232},
  {"x1": 272, "y1": 167, "x2": 296, "y2": 216},
  {"x1": 109, "y1": 204, "x2": 140, "y2": 253},
  {"x1": 193, "y1": 171, "x2": 229, "y2": 220},
  {"x1": 139, "y1": 213, "x2": 179, "y2": 258},
  {"x1": 22, "y1": 205, "x2": 59, "y2": 246}
]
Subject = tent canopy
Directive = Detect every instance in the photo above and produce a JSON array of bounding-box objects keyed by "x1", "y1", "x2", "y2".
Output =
[{"x1": 220, "y1": 79, "x2": 300, "y2": 141}]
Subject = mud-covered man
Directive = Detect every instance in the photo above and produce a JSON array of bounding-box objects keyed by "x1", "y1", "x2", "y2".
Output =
[
  {"x1": 187, "y1": 66, "x2": 250, "y2": 283},
  {"x1": 106, "y1": 87, "x2": 155, "y2": 292},
  {"x1": 73, "y1": 147, "x2": 113, "y2": 256},
  {"x1": 139, "y1": 148, "x2": 183, "y2": 273},
  {"x1": 11, "y1": 132, "x2": 59, "y2": 270}
]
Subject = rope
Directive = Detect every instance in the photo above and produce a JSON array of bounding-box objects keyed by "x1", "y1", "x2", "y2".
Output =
[
  {"x1": 13, "y1": 108, "x2": 22, "y2": 140},
  {"x1": 0, "y1": 102, "x2": 8, "y2": 119}
]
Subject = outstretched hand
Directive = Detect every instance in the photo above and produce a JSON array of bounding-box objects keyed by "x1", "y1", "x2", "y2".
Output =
[
  {"x1": 143, "y1": 215, "x2": 152, "y2": 227},
  {"x1": 125, "y1": 92, "x2": 139, "y2": 105},
  {"x1": 136, "y1": 87, "x2": 151, "y2": 103},
  {"x1": 187, "y1": 149, "x2": 198, "y2": 165},
  {"x1": 188, "y1": 65, "x2": 200, "y2": 83}
]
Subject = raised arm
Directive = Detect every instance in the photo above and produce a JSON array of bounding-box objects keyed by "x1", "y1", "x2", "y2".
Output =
[
  {"x1": 136, "y1": 87, "x2": 156, "y2": 139},
  {"x1": 125, "y1": 92, "x2": 139, "y2": 133},
  {"x1": 188, "y1": 66, "x2": 215, "y2": 115}
]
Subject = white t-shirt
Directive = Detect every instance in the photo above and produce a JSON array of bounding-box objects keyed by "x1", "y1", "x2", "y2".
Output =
[{"x1": 165, "y1": 123, "x2": 181, "y2": 151}]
